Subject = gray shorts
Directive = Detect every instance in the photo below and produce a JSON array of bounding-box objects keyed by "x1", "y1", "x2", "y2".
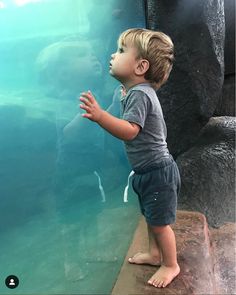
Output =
[{"x1": 132, "y1": 156, "x2": 181, "y2": 226}]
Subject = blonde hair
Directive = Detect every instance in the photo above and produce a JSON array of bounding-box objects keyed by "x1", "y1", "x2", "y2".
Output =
[{"x1": 118, "y1": 28, "x2": 174, "y2": 89}]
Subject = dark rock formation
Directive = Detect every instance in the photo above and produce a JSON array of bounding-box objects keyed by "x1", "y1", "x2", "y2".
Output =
[
  {"x1": 215, "y1": 0, "x2": 235, "y2": 117},
  {"x1": 146, "y1": 0, "x2": 225, "y2": 156},
  {"x1": 177, "y1": 117, "x2": 235, "y2": 227},
  {"x1": 215, "y1": 74, "x2": 235, "y2": 116},
  {"x1": 224, "y1": 0, "x2": 235, "y2": 75}
]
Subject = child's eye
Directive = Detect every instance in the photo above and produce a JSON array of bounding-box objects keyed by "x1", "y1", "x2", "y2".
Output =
[{"x1": 118, "y1": 47, "x2": 124, "y2": 53}]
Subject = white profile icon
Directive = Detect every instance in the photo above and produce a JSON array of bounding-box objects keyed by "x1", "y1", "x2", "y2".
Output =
[{"x1": 9, "y1": 279, "x2": 15, "y2": 286}]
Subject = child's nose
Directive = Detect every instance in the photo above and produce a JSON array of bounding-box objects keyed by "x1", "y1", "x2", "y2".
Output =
[{"x1": 111, "y1": 53, "x2": 115, "y2": 59}]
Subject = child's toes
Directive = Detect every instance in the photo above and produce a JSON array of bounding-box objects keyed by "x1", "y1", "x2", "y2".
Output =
[{"x1": 157, "y1": 280, "x2": 164, "y2": 288}]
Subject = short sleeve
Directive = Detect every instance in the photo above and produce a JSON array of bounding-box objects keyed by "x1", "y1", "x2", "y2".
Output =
[{"x1": 122, "y1": 90, "x2": 150, "y2": 128}]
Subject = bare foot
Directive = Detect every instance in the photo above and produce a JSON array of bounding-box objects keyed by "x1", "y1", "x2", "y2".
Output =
[
  {"x1": 128, "y1": 252, "x2": 161, "y2": 266},
  {"x1": 148, "y1": 264, "x2": 180, "y2": 288}
]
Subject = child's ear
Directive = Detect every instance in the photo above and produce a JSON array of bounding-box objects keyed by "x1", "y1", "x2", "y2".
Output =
[{"x1": 135, "y1": 59, "x2": 149, "y2": 76}]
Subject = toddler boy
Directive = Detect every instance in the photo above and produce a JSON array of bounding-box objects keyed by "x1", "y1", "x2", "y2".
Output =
[{"x1": 80, "y1": 28, "x2": 181, "y2": 288}]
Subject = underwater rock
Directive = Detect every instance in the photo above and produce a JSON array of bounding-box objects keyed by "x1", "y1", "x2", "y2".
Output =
[
  {"x1": 0, "y1": 105, "x2": 26, "y2": 146},
  {"x1": 23, "y1": 118, "x2": 57, "y2": 150},
  {"x1": 0, "y1": 102, "x2": 57, "y2": 232},
  {"x1": 176, "y1": 116, "x2": 236, "y2": 227},
  {"x1": 146, "y1": 0, "x2": 225, "y2": 156}
]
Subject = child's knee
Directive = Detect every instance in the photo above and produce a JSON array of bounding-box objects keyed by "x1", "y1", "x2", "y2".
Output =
[{"x1": 149, "y1": 224, "x2": 170, "y2": 235}]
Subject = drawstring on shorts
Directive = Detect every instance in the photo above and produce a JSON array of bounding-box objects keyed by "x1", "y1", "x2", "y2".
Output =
[{"x1": 123, "y1": 170, "x2": 135, "y2": 202}]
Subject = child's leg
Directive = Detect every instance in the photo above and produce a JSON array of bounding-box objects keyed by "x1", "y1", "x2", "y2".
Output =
[
  {"x1": 147, "y1": 224, "x2": 180, "y2": 288},
  {"x1": 128, "y1": 223, "x2": 162, "y2": 265}
]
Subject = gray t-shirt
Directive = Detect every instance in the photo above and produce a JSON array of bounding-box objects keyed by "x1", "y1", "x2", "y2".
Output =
[{"x1": 120, "y1": 83, "x2": 169, "y2": 171}]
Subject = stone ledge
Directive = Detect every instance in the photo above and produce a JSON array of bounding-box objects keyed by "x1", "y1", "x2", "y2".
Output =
[
  {"x1": 210, "y1": 223, "x2": 236, "y2": 294},
  {"x1": 111, "y1": 210, "x2": 235, "y2": 295}
]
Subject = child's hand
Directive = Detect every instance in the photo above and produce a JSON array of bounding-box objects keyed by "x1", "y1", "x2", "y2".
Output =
[{"x1": 79, "y1": 91, "x2": 103, "y2": 122}]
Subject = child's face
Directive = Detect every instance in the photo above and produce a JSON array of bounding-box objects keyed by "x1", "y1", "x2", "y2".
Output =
[{"x1": 109, "y1": 41, "x2": 139, "y2": 84}]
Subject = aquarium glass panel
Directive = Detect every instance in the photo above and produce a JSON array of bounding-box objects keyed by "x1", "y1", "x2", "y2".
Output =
[{"x1": 0, "y1": 0, "x2": 146, "y2": 294}]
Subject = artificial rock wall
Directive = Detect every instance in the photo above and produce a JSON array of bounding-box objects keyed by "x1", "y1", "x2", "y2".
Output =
[{"x1": 146, "y1": 0, "x2": 235, "y2": 227}]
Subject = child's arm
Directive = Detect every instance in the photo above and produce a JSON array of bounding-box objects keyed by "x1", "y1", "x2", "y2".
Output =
[{"x1": 79, "y1": 91, "x2": 140, "y2": 141}]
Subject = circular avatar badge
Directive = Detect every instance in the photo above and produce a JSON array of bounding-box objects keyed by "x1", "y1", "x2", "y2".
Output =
[{"x1": 5, "y1": 275, "x2": 19, "y2": 289}]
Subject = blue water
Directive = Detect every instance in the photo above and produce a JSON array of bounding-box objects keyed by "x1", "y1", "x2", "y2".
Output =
[{"x1": 0, "y1": 0, "x2": 146, "y2": 294}]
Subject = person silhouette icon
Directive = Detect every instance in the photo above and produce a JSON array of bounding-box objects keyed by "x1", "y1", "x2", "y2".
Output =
[
  {"x1": 5, "y1": 275, "x2": 19, "y2": 289},
  {"x1": 9, "y1": 279, "x2": 15, "y2": 286}
]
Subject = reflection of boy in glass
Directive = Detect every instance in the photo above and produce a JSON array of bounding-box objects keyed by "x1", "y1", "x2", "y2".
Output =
[
  {"x1": 36, "y1": 38, "x2": 103, "y2": 100},
  {"x1": 36, "y1": 38, "x2": 122, "y2": 281},
  {"x1": 36, "y1": 38, "x2": 106, "y2": 192}
]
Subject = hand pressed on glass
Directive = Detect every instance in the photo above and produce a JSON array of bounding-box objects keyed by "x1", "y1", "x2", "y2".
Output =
[{"x1": 80, "y1": 90, "x2": 104, "y2": 122}]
